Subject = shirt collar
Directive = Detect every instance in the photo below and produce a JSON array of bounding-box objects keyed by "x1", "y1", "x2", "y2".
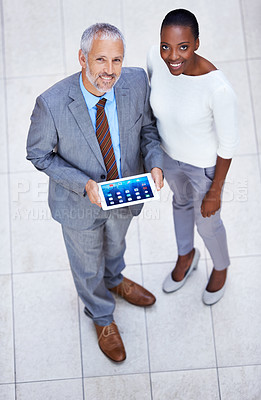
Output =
[{"x1": 79, "y1": 73, "x2": 114, "y2": 110}]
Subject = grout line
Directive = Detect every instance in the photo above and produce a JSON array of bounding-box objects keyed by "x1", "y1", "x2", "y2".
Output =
[
  {"x1": 203, "y1": 253, "x2": 261, "y2": 261},
  {"x1": 210, "y1": 306, "x2": 222, "y2": 400},
  {"x1": 217, "y1": 363, "x2": 261, "y2": 370},
  {"x1": 2, "y1": 362, "x2": 260, "y2": 386},
  {"x1": 76, "y1": 297, "x2": 86, "y2": 400},
  {"x1": 239, "y1": 0, "x2": 261, "y2": 182},
  {"x1": 150, "y1": 366, "x2": 218, "y2": 376},
  {"x1": 59, "y1": 0, "x2": 67, "y2": 76},
  {"x1": 120, "y1": 0, "x2": 128, "y2": 68},
  {"x1": 203, "y1": 259, "x2": 222, "y2": 398},
  {"x1": 6, "y1": 252, "x2": 261, "y2": 278},
  {"x1": 3, "y1": 72, "x2": 65, "y2": 81},
  {"x1": 246, "y1": 56, "x2": 261, "y2": 61},
  {"x1": 199, "y1": 57, "x2": 261, "y2": 65},
  {"x1": 213, "y1": 58, "x2": 246, "y2": 65},
  {"x1": 232, "y1": 152, "x2": 259, "y2": 158},
  {"x1": 0, "y1": 169, "x2": 42, "y2": 176},
  {"x1": 10, "y1": 268, "x2": 71, "y2": 276},
  {"x1": 4, "y1": 377, "x2": 84, "y2": 386},
  {"x1": 238, "y1": 0, "x2": 249, "y2": 59},
  {"x1": 138, "y1": 252, "x2": 261, "y2": 267},
  {"x1": 0, "y1": 0, "x2": 17, "y2": 398},
  {"x1": 137, "y1": 218, "x2": 154, "y2": 400},
  {"x1": 204, "y1": 256, "x2": 209, "y2": 279},
  {"x1": 143, "y1": 302, "x2": 154, "y2": 400}
]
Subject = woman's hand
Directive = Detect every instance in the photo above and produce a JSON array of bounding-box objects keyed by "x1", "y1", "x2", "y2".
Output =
[
  {"x1": 201, "y1": 156, "x2": 232, "y2": 218},
  {"x1": 201, "y1": 186, "x2": 221, "y2": 218}
]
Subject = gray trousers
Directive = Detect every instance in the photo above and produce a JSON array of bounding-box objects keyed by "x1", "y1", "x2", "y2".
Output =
[
  {"x1": 163, "y1": 151, "x2": 230, "y2": 271},
  {"x1": 62, "y1": 208, "x2": 133, "y2": 326}
]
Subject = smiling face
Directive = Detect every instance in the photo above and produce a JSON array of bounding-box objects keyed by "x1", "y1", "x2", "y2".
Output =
[
  {"x1": 79, "y1": 35, "x2": 124, "y2": 96},
  {"x1": 160, "y1": 25, "x2": 199, "y2": 76}
]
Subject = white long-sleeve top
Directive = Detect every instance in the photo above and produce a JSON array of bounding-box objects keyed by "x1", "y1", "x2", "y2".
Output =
[{"x1": 147, "y1": 46, "x2": 239, "y2": 168}]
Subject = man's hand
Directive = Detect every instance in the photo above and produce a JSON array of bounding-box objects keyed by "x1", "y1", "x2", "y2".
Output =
[
  {"x1": 85, "y1": 179, "x2": 102, "y2": 207},
  {"x1": 201, "y1": 186, "x2": 221, "y2": 218},
  {"x1": 151, "y1": 167, "x2": 164, "y2": 191}
]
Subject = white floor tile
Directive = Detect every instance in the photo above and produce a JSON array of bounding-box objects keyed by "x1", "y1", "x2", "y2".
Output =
[
  {"x1": 0, "y1": 276, "x2": 14, "y2": 384},
  {"x1": 125, "y1": 217, "x2": 141, "y2": 265},
  {"x1": 62, "y1": 0, "x2": 123, "y2": 75},
  {"x1": 81, "y1": 264, "x2": 149, "y2": 377},
  {"x1": 7, "y1": 75, "x2": 64, "y2": 173},
  {"x1": 16, "y1": 379, "x2": 83, "y2": 400},
  {"x1": 219, "y1": 365, "x2": 261, "y2": 400},
  {"x1": 3, "y1": 0, "x2": 64, "y2": 78},
  {"x1": 248, "y1": 60, "x2": 261, "y2": 153},
  {"x1": 193, "y1": 0, "x2": 245, "y2": 63},
  {"x1": 84, "y1": 374, "x2": 151, "y2": 400},
  {"x1": 216, "y1": 60, "x2": 257, "y2": 156},
  {"x1": 221, "y1": 155, "x2": 261, "y2": 257},
  {"x1": 0, "y1": 385, "x2": 15, "y2": 400},
  {"x1": 10, "y1": 172, "x2": 69, "y2": 273},
  {"x1": 151, "y1": 369, "x2": 219, "y2": 400},
  {"x1": 138, "y1": 183, "x2": 176, "y2": 264},
  {"x1": 211, "y1": 256, "x2": 261, "y2": 367},
  {"x1": 0, "y1": 80, "x2": 8, "y2": 173},
  {"x1": 0, "y1": 174, "x2": 11, "y2": 274},
  {"x1": 241, "y1": 0, "x2": 261, "y2": 59},
  {"x1": 143, "y1": 261, "x2": 216, "y2": 371},
  {"x1": 13, "y1": 271, "x2": 82, "y2": 382},
  {"x1": 122, "y1": 0, "x2": 172, "y2": 68}
]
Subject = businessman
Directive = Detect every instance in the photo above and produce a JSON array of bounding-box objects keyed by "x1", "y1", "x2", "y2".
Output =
[{"x1": 27, "y1": 23, "x2": 163, "y2": 362}]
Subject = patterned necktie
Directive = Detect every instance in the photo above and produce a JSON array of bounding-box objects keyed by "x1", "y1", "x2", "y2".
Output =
[{"x1": 96, "y1": 98, "x2": 119, "y2": 180}]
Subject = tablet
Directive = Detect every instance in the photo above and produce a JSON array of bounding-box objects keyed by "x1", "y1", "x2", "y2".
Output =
[{"x1": 98, "y1": 173, "x2": 159, "y2": 210}]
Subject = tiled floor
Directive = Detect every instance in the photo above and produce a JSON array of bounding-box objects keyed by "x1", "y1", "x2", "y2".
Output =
[{"x1": 1, "y1": 0, "x2": 261, "y2": 399}]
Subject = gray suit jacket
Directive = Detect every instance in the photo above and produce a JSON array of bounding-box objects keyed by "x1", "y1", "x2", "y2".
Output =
[{"x1": 27, "y1": 68, "x2": 163, "y2": 229}]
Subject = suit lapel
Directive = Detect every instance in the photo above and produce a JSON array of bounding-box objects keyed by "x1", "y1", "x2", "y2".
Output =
[
  {"x1": 68, "y1": 74, "x2": 105, "y2": 170},
  {"x1": 67, "y1": 72, "x2": 131, "y2": 173},
  {"x1": 114, "y1": 77, "x2": 130, "y2": 171}
]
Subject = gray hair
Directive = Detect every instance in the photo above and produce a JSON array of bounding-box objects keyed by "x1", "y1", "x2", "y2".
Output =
[{"x1": 80, "y1": 23, "x2": 125, "y2": 58}]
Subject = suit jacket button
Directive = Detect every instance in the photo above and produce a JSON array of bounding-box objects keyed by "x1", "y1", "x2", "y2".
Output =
[{"x1": 100, "y1": 174, "x2": 106, "y2": 179}]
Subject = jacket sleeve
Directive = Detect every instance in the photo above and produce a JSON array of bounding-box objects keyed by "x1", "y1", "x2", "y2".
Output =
[
  {"x1": 26, "y1": 95, "x2": 90, "y2": 196},
  {"x1": 139, "y1": 69, "x2": 163, "y2": 172}
]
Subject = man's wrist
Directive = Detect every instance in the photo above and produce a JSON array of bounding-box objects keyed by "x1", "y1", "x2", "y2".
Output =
[
  {"x1": 83, "y1": 179, "x2": 91, "y2": 197},
  {"x1": 151, "y1": 166, "x2": 164, "y2": 179}
]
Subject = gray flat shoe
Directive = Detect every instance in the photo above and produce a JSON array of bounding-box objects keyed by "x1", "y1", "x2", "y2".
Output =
[
  {"x1": 202, "y1": 282, "x2": 226, "y2": 305},
  {"x1": 162, "y1": 248, "x2": 200, "y2": 293}
]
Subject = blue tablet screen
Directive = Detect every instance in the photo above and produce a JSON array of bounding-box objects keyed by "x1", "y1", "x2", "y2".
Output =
[{"x1": 101, "y1": 176, "x2": 154, "y2": 206}]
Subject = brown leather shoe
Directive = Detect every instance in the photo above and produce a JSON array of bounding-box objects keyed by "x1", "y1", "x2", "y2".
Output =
[
  {"x1": 109, "y1": 277, "x2": 156, "y2": 307},
  {"x1": 94, "y1": 321, "x2": 126, "y2": 362}
]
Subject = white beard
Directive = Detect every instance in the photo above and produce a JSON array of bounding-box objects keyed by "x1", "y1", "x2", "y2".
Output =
[{"x1": 85, "y1": 64, "x2": 120, "y2": 93}]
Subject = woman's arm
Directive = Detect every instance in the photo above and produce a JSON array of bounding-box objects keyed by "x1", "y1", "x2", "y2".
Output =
[
  {"x1": 201, "y1": 79, "x2": 239, "y2": 218},
  {"x1": 201, "y1": 156, "x2": 231, "y2": 218}
]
